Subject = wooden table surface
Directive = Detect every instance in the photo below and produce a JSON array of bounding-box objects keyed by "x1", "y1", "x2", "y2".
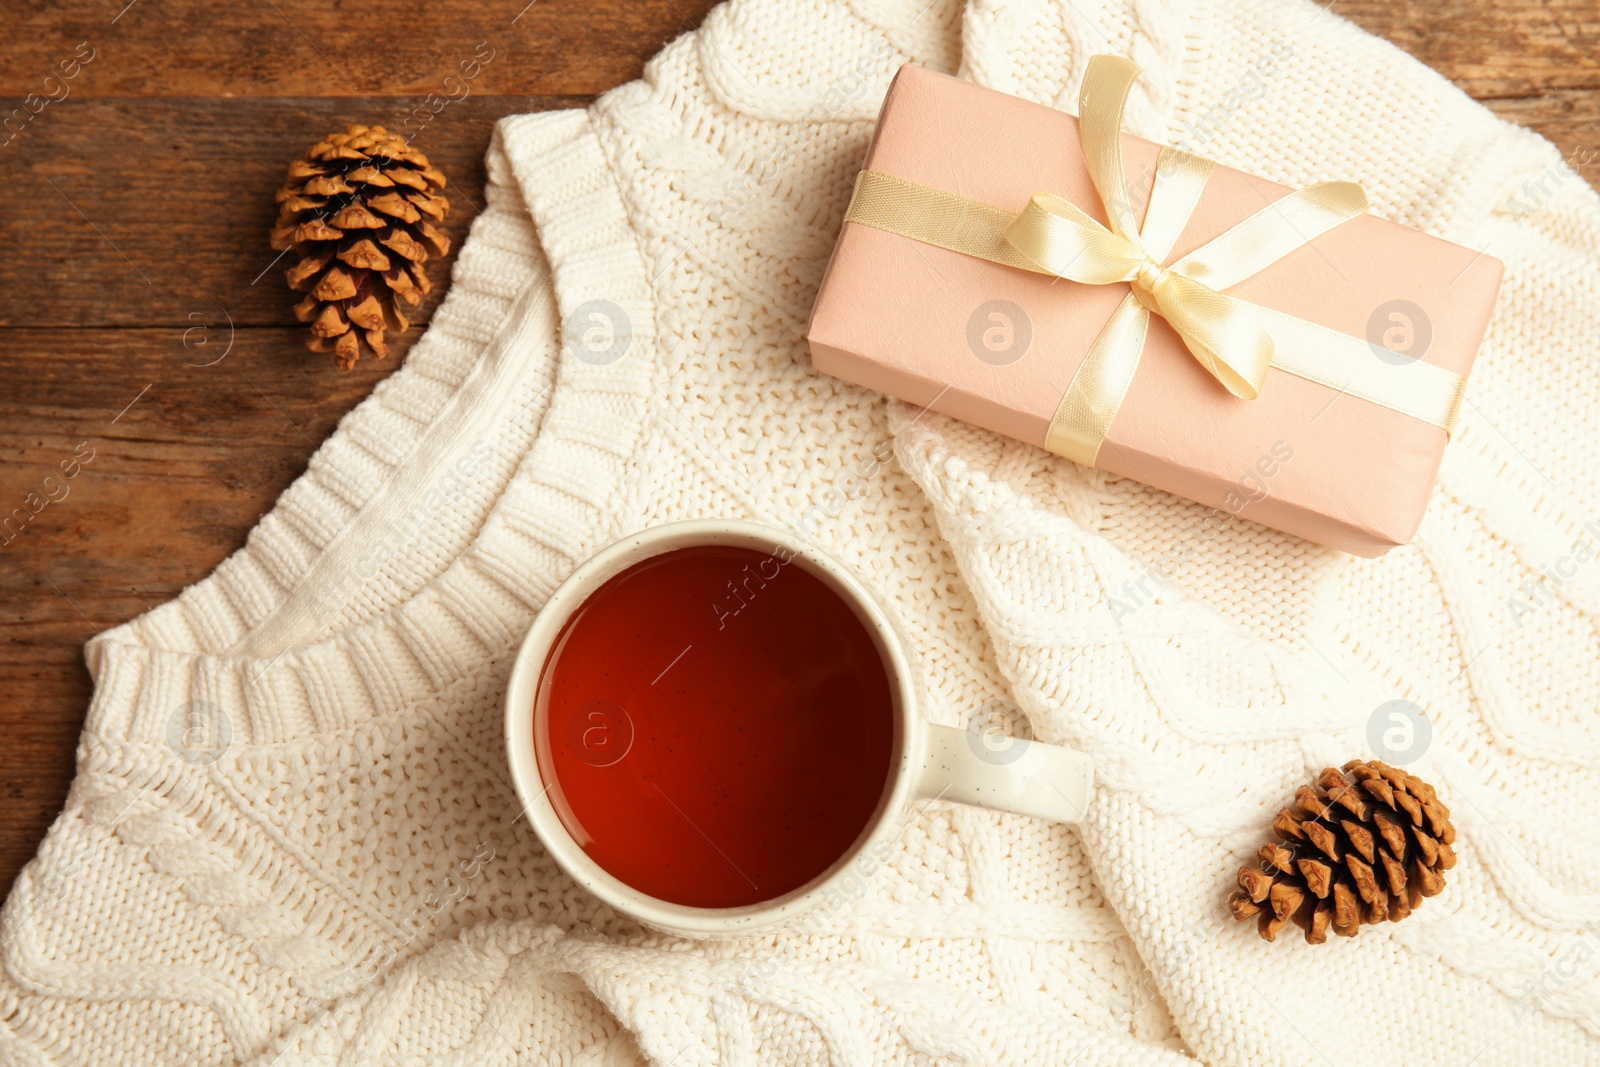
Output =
[{"x1": 2, "y1": 0, "x2": 1595, "y2": 898}]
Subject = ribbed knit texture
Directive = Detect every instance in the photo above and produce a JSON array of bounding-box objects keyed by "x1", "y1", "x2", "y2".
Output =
[{"x1": 3, "y1": 0, "x2": 1597, "y2": 1063}]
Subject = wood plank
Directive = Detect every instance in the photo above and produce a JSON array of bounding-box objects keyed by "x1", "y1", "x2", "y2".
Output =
[
  {"x1": 0, "y1": 0, "x2": 721, "y2": 98},
  {"x1": 1340, "y1": 0, "x2": 1600, "y2": 99},
  {"x1": 0, "y1": 95, "x2": 570, "y2": 329},
  {"x1": 1, "y1": 0, "x2": 1591, "y2": 101}
]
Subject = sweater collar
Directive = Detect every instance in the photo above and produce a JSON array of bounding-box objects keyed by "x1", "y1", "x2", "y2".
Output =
[{"x1": 86, "y1": 109, "x2": 660, "y2": 749}]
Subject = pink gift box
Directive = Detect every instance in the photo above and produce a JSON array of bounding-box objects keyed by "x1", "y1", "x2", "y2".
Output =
[{"x1": 807, "y1": 65, "x2": 1504, "y2": 556}]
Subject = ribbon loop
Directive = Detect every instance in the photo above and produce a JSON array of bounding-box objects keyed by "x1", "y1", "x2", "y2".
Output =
[
  {"x1": 1074, "y1": 52, "x2": 1144, "y2": 243},
  {"x1": 1004, "y1": 194, "x2": 1144, "y2": 286}
]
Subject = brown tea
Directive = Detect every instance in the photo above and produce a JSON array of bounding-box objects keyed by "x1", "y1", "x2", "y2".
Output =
[{"x1": 533, "y1": 544, "x2": 895, "y2": 908}]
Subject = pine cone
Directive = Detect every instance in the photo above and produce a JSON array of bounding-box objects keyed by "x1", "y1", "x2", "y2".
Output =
[
  {"x1": 271, "y1": 126, "x2": 451, "y2": 369},
  {"x1": 1228, "y1": 760, "x2": 1457, "y2": 945}
]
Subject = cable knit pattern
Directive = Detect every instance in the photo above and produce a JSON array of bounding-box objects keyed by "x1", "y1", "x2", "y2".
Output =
[{"x1": 2, "y1": 0, "x2": 1596, "y2": 1064}]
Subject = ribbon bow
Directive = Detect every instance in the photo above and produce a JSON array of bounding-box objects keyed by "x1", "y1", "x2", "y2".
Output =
[
  {"x1": 1003, "y1": 55, "x2": 1369, "y2": 406},
  {"x1": 842, "y1": 54, "x2": 1467, "y2": 466}
]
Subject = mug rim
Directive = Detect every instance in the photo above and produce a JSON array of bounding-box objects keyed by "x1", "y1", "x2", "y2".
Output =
[{"x1": 503, "y1": 518, "x2": 922, "y2": 938}]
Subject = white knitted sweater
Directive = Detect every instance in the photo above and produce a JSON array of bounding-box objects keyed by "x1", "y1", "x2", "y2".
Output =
[{"x1": 4, "y1": 0, "x2": 1598, "y2": 1063}]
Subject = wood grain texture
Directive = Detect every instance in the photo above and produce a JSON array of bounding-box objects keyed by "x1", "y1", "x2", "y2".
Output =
[
  {"x1": 1342, "y1": 0, "x2": 1600, "y2": 98},
  {"x1": 0, "y1": 0, "x2": 1594, "y2": 898},
  {"x1": 1340, "y1": 0, "x2": 1600, "y2": 166},
  {"x1": 0, "y1": 0, "x2": 714, "y2": 97},
  {"x1": 1, "y1": 95, "x2": 575, "y2": 327}
]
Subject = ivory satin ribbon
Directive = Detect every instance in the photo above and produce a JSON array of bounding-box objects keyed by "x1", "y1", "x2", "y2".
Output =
[{"x1": 842, "y1": 54, "x2": 1467, "y2": 466}]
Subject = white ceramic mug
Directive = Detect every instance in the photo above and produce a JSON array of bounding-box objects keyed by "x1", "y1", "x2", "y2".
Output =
[{"x1": 504, "y1": 519, "x2": 1094, "y2": 938}]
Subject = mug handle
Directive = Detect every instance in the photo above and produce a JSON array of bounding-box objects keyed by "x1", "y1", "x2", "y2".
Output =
[{"x1": 915, "y1": 723, "x2": 1094, "y2": 824}]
